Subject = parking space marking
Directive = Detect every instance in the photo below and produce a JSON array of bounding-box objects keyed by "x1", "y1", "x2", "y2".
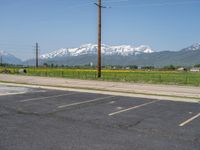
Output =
[
  {"x1": 58, "y1": 96, "x2": 116, "y2": 109},
  {"x1": 109, "y1": 100, "x2": 160, "y2": 116},
  {"x1": 0, "y1": 92, "x2": 27, "y2": 96},
  {"x1": 20, "y1": 93, "x2": 76, "y2": 102},
  {"x1": 179, "y1": 113, "x2": 200, "y2": 127},
  {"x1": 30, "y1": 90, "x2": 47, "y2": 93},
  {"x1": 0, "y1": 90, "x2": 46, "y2": 97}
]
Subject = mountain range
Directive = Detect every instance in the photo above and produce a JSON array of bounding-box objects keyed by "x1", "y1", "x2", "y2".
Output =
[
  {"x1": 0, "y1": 50, "x2": 22, "y2": 65},
  {"x1": 40, "y1": 44, "x2": 153, "y2": 59},
  {"x1": 1, "y1": 43, "x2": 200, "y2": 67}
]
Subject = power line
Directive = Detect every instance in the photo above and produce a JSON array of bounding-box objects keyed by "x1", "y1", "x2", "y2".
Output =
[
  {"x1": 0, "y1": 43, "x2": 32, "y2": 48},
  {"x1": 0, "y1": 55, "x2": 2, "y2": 65},
  {"x1": 111, "y1": 0, "x2": 200, "y2": 8},
  {"x1": 35, "y1": 42, "x2": 39, "y2": 68},
  {"x1": 67, "y1": 3, "x2": 92, "y2": 8},
  {"x1": 0, "y1": 46, "x2": 33, "y2": 50},
  {"x1": 65, "y1": 1, "x2": 94, "y2": 8},
  {"x1": 66, "y1": 0, "x2": 127, "y2": 9},
  {"x1": 101, "y1": 0, "x2": 129, "y2": 3},
  {"x1": 0, "y1": 44, "x2": 32, "y2": 46},
  {"x1": 94, "y1": 0, "x2": 128, "y2": 3}
]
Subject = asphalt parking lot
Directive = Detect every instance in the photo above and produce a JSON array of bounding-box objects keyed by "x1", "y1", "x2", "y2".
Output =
[{"x1": 0, "y1": 85, "x2": 199, "y2": 150}]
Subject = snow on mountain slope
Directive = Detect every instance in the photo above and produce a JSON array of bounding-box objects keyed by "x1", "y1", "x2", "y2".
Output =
[
  {"x1": 188, "y1": 43, "x2": 200, "y2": 51},
  {"x1": 40, "y1": 44, "x2": 153, "y2": 59},
  {"x1": 182, "y1": 43, "x2": 200, "y2": 51}
]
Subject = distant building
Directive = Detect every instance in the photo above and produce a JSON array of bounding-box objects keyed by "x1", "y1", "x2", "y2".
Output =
[
  {"x1": 190, "y1": 67, "x2": 200, "y2": 72},
  {"x1": 177, "y1": 67, "x2": 187, "y2": 71},
  {"x1": 112, "y1": 66, "x2": 116, "y2": 69},
  {"x1": 90, "y1": 62, "x2": 93, "y2": 67}
]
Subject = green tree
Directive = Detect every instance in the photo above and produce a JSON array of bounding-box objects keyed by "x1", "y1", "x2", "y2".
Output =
[
  {"x1": 194, "y1": 64, "x2": 200, "y2": 67},
  {"x1": 163, "y1": 65, "x2": 176, "y2": 70}
]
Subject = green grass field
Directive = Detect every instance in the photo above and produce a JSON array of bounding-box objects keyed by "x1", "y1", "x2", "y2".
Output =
[{"x1": 1, "y1": 67, "x2": 200, "y2": 86}]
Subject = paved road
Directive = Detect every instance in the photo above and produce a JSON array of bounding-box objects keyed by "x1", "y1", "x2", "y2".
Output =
[{"x1": 0, "y1": 85, "x2": 199, "y2": 150}]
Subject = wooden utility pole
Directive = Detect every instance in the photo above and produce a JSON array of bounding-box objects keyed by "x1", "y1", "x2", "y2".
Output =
[
  {"x1": 97, "y1": 0, "x2": 102, "y2": 78},
  {"x1": 0, "y1": 55, "x2": 2, "y2": 65},
  {"x1": 36, "y1": 42, "x2": 39, "y2": 68},
  {"x1": 95, "y1": 0, "x2": 108, "y2": 77}
]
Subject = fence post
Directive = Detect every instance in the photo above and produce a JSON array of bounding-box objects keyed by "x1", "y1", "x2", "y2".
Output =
[
  {"x1": 159, "y1": 75, "x2": 162, "y2": 82},
  {"x1": 185, "y1": 76, "x2": 188, "y2": 84},
  {"x1": 62, "y1": 71, "x2": 64, "y2": 77}
]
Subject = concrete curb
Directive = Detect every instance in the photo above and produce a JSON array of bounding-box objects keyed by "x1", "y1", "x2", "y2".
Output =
[{"x1": 0, "y1": 81, "x2": 199, "y2": 103}]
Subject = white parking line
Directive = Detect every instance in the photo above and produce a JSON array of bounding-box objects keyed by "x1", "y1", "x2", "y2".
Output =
[
  {"x1": 20, "y1": 93, "x2": 76, "y2": 102},
  {"x1": 0, "y1": 90, "x2": 46, "y2": 97},
  {"x1": 58, "y1": 96, "x2": 115, "y2": 109},
  {"x1": 30, "y1": 90, "x2": 47, "y2": 93},
  {"x1": 109, "y1": 100, "x2": 160, "y2": 116},
  {"x1": 0, "y1": 92, "x2": 27, "y2": 96},
  {"x1": 179, "y1": 113, "x2": 200, "y2": 127}
]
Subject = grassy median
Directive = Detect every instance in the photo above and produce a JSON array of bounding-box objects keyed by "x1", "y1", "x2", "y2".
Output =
[{"x1": 1, "y1": 67, "x2": 200, "y2": 86}]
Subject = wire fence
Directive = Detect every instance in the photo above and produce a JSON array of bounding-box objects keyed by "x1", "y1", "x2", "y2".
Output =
[{"x1": 1, "y1": 67, "x2": 199, "y2": 86}]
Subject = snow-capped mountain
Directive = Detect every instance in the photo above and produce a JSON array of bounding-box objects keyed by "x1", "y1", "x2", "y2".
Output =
[
  {"x1": 181, "y1": 43, "x2": 200, "y2": 52},
  {"x1": 24, "y1": 42, "x2": 200, "y2": 67},
  {"x1": 0, "y1": 50, "x2": 22, "y2": 64},
  {"x1": 40, "y1": 44, "x2": 153, "y2": 59}
]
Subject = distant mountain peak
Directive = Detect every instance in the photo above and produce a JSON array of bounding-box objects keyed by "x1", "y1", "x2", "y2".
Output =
[
  {"x1": 183, "y1": 43, "x2": 200, "y2": 51},
  {"x1": 0, "y1": 50, "x2": 9, "y2": 56},
  {"x1": 0, "y1": 50, "x2": 22, "y2": 64},
  {"x1": 24, "y1": 42, "x2": 200, "y2": 67},
  {"x1": 40, "y1": 43, "x2": 154, "y2": 59}
]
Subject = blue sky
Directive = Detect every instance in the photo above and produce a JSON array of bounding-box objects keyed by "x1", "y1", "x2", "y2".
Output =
[{"x1": 0, "y1": 0, "x2": 200, "y2": 60}]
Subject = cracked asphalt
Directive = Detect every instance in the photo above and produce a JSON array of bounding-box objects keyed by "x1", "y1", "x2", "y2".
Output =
[{"x1": 0, "y1": 85, "x2": 199, "y2": 150}]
